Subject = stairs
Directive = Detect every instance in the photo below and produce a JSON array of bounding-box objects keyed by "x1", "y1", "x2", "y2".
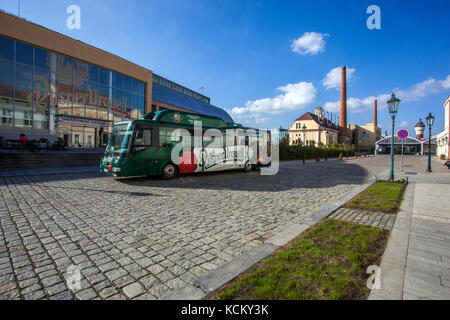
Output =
[{"x1": 0, "y1": 152, "x2": 103, "y2": 172}]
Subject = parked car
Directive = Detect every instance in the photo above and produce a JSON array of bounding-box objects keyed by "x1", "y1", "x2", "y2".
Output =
[{"x1": 51, "y1": 138, "x2": 67, "y2": 151}]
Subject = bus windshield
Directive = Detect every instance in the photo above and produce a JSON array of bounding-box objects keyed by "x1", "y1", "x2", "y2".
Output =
[{"x1": 106, "y1": 123, "x2": 133, "y2": 154}]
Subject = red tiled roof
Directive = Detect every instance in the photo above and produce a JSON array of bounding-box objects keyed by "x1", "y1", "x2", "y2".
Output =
[{"x1": 294, "y1": 112, "x2": 340, "y2": 131}]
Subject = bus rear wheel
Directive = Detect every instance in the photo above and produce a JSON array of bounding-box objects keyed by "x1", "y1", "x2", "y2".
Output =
[
  {"x1": 162, "y1": 163, "x2": 178, "y2": 179},
  {"x1": 244, "y1": 161, "x2": 252, "y2": 172}
]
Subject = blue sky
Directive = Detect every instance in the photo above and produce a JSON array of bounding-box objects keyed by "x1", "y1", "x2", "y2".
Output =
[{"x1": 1, "y1": 0, "x2": 449, "y2": 135}]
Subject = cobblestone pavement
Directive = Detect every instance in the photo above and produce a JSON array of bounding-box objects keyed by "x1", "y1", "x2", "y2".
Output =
[
  {"x1": 0, "y1": 156, "x2": 408, "y2": 300},
  {"x1": 329, "y1": 207, "x2": 396, "y2": 230}
]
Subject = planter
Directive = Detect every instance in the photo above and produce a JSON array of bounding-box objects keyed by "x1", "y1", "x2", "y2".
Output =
[
  {"x1": 316, "y1": 157, "x2": 320, "y2": 162},
  {"x1": 339, "y1": 156, "x2": 343, "y2": 160}
]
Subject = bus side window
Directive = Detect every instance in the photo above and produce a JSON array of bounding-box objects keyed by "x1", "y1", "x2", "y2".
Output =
[
  {"x1": 152, "y1": 127, "x2": 159, "y2": 146},
  {"x1": 134, "y1": 127, "x2": 152, "y2": 147}
]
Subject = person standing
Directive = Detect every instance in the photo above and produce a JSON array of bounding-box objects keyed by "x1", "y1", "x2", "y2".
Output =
[{"x1": 19, "y1": 134, "x2": 28, "y2": 149}]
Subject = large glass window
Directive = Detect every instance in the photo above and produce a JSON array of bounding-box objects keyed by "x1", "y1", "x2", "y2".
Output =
[
  {"x1": 0, "y1": 36, "x2": 14, "y2": 61},
  {"x1": 159, "y1": 78, "x2": 171, "y2": 88},
  {"x1": 132, "y1": 78, "x2": 139, "y2": 93},
  {"x1": 114, "y1": 88, "x2": 123, "y2": 108},
  {"x1": 15, "y1": 64, "x2": 33, "y2": 89},
  {"x1": 99, "y1": 67, "x2": 109, "y2": 85},
  {"x1": 73, "y1": 80, "x2": 86, "y2": 117},
  {"x1": 114, "y1": 72, "x2": 123, "y2": 90},
  {"x1": 87, "y1": 64, "x2": 98, "y2": 82},
  {"x1": 74, "y1": 60, "x2": 87, "y2": 80},
  {"x1": 0, "y1": 59, "x2": 14, "y2": 85},
  {"x1": 124, "y1": 92, "x2": 131, "y2": 109},
  {"x1": 58, "y1": 76, "x2": 73, "y2": 115},
  {"x1": 86, "y1": 81, "x2": 98, "y2": 105},
  {"x1": 139, "y1": 81, "x2": 145, "y2": 96},
  {"x1": 123, "y1": 76, "x2": 131, "y2": 93},
  {"x1": 14, "y1": 86, "x2": 33, "y2": 128},
  {"x1": 173, "y1": 84, "x2": 183, "y2": 94},
  {"x1": 184, "y1": 88, "x2": 193, "y2": 97},
  {"x1": 34, "y1": 69, "x2": 50, "y2": 130},
  {"x1": 59, "y1": 55, "x2": 73, "y2": 78},
  {"x1": 34, "y1": 105, "x2": 49, "y2": 130},
  {"x1": 1, "y1": 101, "x2": 13, "y2": 126},
  {"x1": 0, "y1": 58, "x2": 14, "y2": 128},
  {"x1": 35, "y1": 47, "x2": 50, "y2": 70},
  {"x1": 16, "y1": 41, "x2": 33, "y2": 65},
  {"x1": 33, "y1": 68, "x2": 50, "y2": 106},
  {"x1": 0, "y1": 35, "x2": 146, "y2": 134},
  {"x1": 98, "y1": 84, "x2": 109, "y2": 108},
  {"x1": 138, "y1": 96, "x2": 145, "y2": 115}
]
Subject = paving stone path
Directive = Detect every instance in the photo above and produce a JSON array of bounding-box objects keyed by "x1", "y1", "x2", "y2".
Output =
[
  {"x1": 0, "y1": 156, "x2": 392, "y2": 299},
  {"x1": 329, "y1": 207, "x2": 396, "y2": 230}
]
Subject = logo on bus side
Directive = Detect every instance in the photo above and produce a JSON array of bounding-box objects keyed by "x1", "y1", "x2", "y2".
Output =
[{"x1": 169, "y1": 121, "x2": 279, "y2": 175}]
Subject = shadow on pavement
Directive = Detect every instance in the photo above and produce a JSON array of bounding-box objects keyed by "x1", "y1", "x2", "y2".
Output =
[{"x1": 117, "y1": 161, "x2": 372, "y2": 192}]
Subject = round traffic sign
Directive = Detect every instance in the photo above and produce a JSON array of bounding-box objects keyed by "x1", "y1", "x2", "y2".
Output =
[{"x1": 397, "y1": 129, "x2": 409, "y2": 139}]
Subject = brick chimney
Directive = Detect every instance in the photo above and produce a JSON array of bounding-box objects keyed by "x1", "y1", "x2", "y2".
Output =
[
  {"x1": 339, "y1": 66, "x2": 347, "y2": 136},
  {"x1": 373, "y1": 99, "x2": 377, "y2": 126}
]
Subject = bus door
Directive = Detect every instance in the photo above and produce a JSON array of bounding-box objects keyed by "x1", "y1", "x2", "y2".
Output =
[{"x1": 130, "y1": 125, "x2": 153, "y2": 176}]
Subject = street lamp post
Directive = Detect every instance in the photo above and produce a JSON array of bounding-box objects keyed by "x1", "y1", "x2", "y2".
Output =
[
  {"x1": 426, "y1": 112, "x2": 435, "y2": 172},
  {"x1": 302, "y1": 124, "x2": 307, "y2": 164},
  {"x1": 387, "y1": 93, "x2": 401, "y2": 181},
  {"x1": 325, "y1": 130, "x2": 329, "y2": 161},
  {"x1": 345, "y1": 136, "x2": 349, "y2": 160}
]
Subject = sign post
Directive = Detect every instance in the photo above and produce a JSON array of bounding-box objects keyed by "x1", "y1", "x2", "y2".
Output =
[{"x1": 397, "y1": 129, "x2": 409, "y2": 172}]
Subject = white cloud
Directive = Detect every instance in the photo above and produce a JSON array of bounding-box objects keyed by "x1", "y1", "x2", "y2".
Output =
[
  {"x1": 228, "y1": 81, "x2": 317, "y2": 123},
  {"x1": 324, "y1": 75, "x2": 450, "y2": 113},
  {"x1": 291, "y1": 32, "x2": 329, "y2": 55},
  {"x1": 441, "y1": 75, "x2": 450, "y2": 89},
  {"x1": 322, "y1": 66, "x2": 356, "y2": 90},
  {"x1": 399, "y1": 121, "x2": 409, "y2": 127}
]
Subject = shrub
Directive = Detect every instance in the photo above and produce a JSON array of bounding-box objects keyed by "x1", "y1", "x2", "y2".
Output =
[{"x1": 440, "y1": 154, "x2": 447, "y2": 160}]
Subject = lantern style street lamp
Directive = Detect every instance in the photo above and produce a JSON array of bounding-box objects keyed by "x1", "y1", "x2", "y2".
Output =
[
  {"x1": 426, "y1": 112, "x2": 435, "y2": 172},
  {"x1": 325, "y1": 130, "x2": 329, "y2": 161},
  {"x1": 387, "y1": 92, "x2": 401, "y2": 180},
  {"x1": 345, "y1": 136, "x2": 350, "y2": 160},
  {"x1": 302, "y1": 124, "x2": 307, "y2": 164}
]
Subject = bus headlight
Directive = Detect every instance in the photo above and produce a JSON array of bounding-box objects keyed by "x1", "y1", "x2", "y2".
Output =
[{"x1": 112, "y1": 167, "x2": 121, "y2": 172}]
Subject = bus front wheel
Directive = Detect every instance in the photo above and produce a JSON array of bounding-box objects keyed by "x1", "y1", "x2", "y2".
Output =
[
  {"x1": 162, "y1": 163, "x2": 178, "y2": 179},
  {"x1": 244, "y1": 161, "x2": 252, "y2": 172}
]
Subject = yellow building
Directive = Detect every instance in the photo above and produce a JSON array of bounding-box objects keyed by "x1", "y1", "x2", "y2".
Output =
[
  {"x1": 289, "y1": 107, "x2": 340, "y2": 146},
  {"x1": 348, "y1": 123, "x2": 381, "y2": 153}
]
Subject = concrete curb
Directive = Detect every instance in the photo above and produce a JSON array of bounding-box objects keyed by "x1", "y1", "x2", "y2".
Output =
[
  {"x1": 0, "y1": 166, "x2": 100, "y2": 177},
  {"x1": 368, "y1": 181, "x2": 415, "y2": 300},
  {"x1": 159, "y1": 175, "x2": 379, "y2": 300}
]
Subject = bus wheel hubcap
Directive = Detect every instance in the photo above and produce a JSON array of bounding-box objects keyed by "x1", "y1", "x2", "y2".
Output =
[{"x1": 165, "y1": 166, "x2": 174, "y2": 176}]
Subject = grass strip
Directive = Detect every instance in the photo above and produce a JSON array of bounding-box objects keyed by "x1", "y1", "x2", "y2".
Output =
[
  {"x1": 343, "y1": 181, "x2": 406, "y2": 213},
  {"x1": 207, "y1": 218, "x2": 388, "y2": 300}
]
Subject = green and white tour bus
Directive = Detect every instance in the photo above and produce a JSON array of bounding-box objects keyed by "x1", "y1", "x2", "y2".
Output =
[{"x1": 100, "y1": 109, "x2": 271, "y2": 179}]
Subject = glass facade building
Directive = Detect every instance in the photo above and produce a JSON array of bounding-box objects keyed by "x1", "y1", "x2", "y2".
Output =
[{"x1": 0, "y1": 34, "x2": 146, "y2": 147}]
